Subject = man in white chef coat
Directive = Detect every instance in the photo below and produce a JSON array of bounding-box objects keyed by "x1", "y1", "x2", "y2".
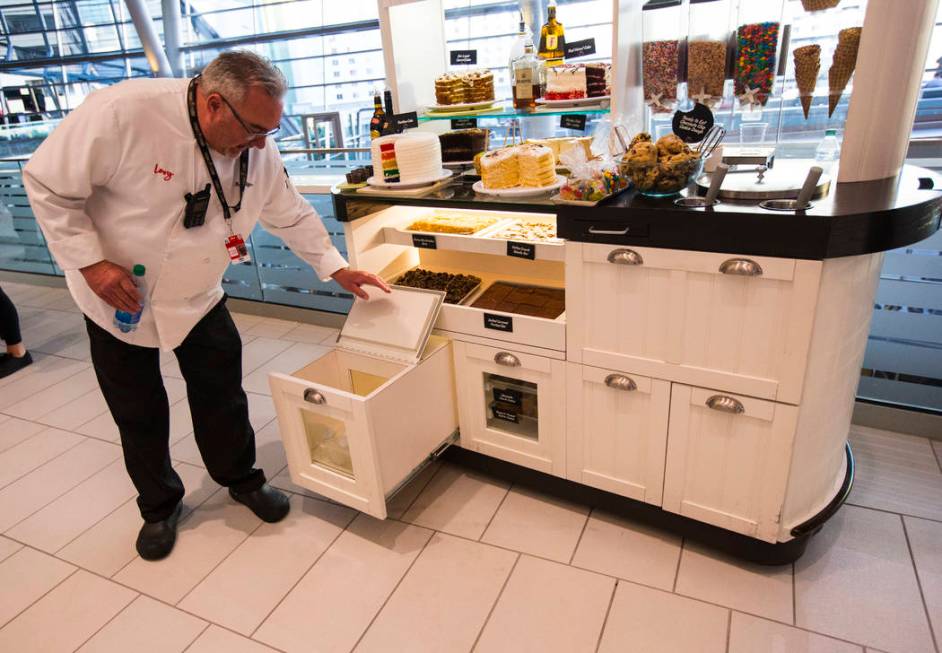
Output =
[{"x1": 23, "y1": 51, "x2": 389, "y2": 560}]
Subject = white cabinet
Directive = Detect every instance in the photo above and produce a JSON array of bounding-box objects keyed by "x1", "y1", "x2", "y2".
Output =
[
  {"x1": 566, "y1": 243, "x2": 821, "y2": 404},
  {"x1": 662, "y1": 384, "x2": 799, "y2": 542},
  {"x1": 454, "y1": 340, "x2": 566, "y2": 476},
  {"x1": 269, "y1": 287, "x2": 458, "y2": 519},
  {"x1": 566, "y1": 363, "x2": 670, "y2": 505}
]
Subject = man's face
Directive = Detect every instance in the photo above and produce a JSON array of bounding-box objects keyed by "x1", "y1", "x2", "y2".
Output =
[{"x1": 205, "y1": 85, "x2": 283, "y2": 158}]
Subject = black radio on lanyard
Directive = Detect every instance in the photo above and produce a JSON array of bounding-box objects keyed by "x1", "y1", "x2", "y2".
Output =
[{"x1": 184, "y1": 76, "x2": 251, "y2": 263}]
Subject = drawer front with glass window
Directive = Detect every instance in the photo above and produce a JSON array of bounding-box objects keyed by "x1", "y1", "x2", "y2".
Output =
[
  {"x1": 454, "y1": 340, "x2": 566, "y2": 476},
  {"x1": 269, "y1": 287, "x2": 458, "y2": 519}
]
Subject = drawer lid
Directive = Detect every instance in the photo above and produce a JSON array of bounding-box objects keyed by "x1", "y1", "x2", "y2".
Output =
[{"x1": 338, "y1": 285, "x2": 445, "y2": 364}]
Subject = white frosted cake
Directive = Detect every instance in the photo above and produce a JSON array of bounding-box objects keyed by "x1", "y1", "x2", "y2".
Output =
[
  {"x1": 371, "y1": 133, "x2": 443, "y2": 184},
  {"x1": 545, "y1": 65, "x2": 587, "y2": 100}
]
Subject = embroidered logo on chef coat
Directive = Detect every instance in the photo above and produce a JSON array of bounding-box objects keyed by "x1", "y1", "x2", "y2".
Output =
[{"x1": 153, "y1": 164, "x2": 175, "y2": 181}]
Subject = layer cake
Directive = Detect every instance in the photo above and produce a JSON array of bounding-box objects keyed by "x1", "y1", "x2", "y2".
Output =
[{"x1": 370, "y1": 133, "x2": 442, "y2": 184}]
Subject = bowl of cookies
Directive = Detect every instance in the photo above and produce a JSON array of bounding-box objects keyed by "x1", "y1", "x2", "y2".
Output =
[{"x1": 621, "y1": 133, "x2": 702, "y2": 197}]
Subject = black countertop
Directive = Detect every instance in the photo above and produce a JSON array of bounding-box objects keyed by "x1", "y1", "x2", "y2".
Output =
[{"x1": 332, "y1": 164, "x2": 942, "y2": 260}]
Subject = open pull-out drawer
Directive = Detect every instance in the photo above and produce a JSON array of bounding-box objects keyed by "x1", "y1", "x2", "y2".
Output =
[{"x1": 269, "y1": 287, "x2": 458, "y2": 519}]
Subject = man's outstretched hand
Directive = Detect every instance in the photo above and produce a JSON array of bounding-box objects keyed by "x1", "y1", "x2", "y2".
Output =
[
  {"x1": 80, "y1": 260, "x2": 141, "y2": 313},
  {"x1": 331, "y1": 268, "x2": 391, "y2": 300}
]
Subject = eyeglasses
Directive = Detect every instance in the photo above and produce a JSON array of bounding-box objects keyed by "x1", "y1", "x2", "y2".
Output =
[{"x1": 218, "y1": 94, "x2": 280, "y2": 138}]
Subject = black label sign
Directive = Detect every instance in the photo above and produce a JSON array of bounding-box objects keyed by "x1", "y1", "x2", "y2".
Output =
[
  {"x1": 507, "y1": 241, "x2": 536, "y2": 260},
  {"x1": 412, "y1": 234, "x2": 437, "y2": 249},
  {"x1": 671, "y1": 103, "x2": 715, "y2": 143},
  {"x1": 484, "y1": 313, "x2": 514, "y2": 332},
  {"x1": 493, "y1": 388, "x2": 522, "y2": 406},
  {"x1": 450, "y1": 50, "x2": 478, "y2": 65},
  {"x1": 451, "y1": 118, "x2": 478, "y2": 129},
  {"x1": 565, "y1": 38, "x2": 596, "y2": 59},
  {"x1": 492, "y1": 405, "x2": 520, "y2": 424},
  {"x1": 392, "y1": 111, "x2": 419, "y2": 131},
  {"x1": 560, "y1": 114, "x2": 587, "y2": 131}
]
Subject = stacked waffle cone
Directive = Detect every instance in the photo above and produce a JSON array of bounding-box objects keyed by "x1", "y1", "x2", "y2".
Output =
[
  {"x1": 794, "y1": 44, "x2": 821, "y2": 119},
  {"x1": 801, "y1": 0, "x2": 840, "y2": 10},
  {"x1": 829, "y1": 27, "x2": 862, "y2": 117}
]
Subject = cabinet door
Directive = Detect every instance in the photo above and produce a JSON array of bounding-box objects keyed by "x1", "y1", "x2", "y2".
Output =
[
  {"x1": 566, "y1": 243, "x2": 820, "y2": 403},
  {"x1": 663, "y1": 384, "x2": 799, "y2": 542},
  {"x1": 269, "y1": 372, "x2": 387, "y2": 518},
  {"x1": 566, "y1": 363, "x2": 670, "y2": 505},
  {"x1": 454, "y1": 341, "x2": 566, "y2": 476}
]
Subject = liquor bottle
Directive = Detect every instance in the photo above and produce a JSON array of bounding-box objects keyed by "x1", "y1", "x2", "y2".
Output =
[
  {"x1": 368, "y1": 94, "x2": 385, "y2": 140},
  {"x1": 508, "y1": 10, "x2": 532, "y2": 73},
  {"x1": 538, "y1": 0, "x2": 566, "y2": 67},
  {"x1": 511, "y1": 36, "x2": 544, "y2": 110},
  {"x1": 381, "y1": 89, "x2": 396, "y2": 135}
]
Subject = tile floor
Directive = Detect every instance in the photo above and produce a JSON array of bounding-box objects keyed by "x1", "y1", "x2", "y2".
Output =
[{"x1": 0, "y1": 280, "x2": 939, "y2": 653}]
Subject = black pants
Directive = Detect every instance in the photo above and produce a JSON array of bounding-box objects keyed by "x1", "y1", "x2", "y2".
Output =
[
  {"x1": 0, "y1": 285, "x2": 22, "y2": 346},
  {"x1": 85, "y1": 298, "x2": 265, "y2": 522}
]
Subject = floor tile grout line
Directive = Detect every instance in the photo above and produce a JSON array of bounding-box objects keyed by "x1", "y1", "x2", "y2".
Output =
[
  {"x1": 900, "y1": 515, "x2": 941, "y2": 653},
  {"x1": 844, "y1": 501, "x2": 942, "y2": 526},
  {"x1": 393, "y1": 461, "x2": 444, "y2": 520},
  {"x1": 568, "y1": 506, "x2": 593, "y2": 566},
  {"x1": 348, "y1": 528, "x2": 436, "y2": 652},
  {"x1": 181, "y1": 621, "x2": 213, "y2": 653},
  {"x1": 593, "y1": 578, "x2": 619, "y2": 653},
  {"x1": 69, "y1": 588, "x2": 142, "y2": 652},
  {"x1": 477, "y1": 481, "x2": 513, "y2": 542},
  {"x1": 725, "y1": 609, "x2": 732, "y2": 653},
  {"x1": 671, "y1": 538, "x2": 685, "y2": 593},
  {"x1": 0, "y1": 447, "x2": 124, "y2": 536},
  {"x1": 470, "y1": 552, "x2": 521, "y2": 652},
  {"x1": 0, "y1": 357, "x2": 94, "y2": 413},
  {"x1": 729, "y1": 608, "x2": 889, "y2": 650},
  {"x1": 792, "y1": 561, "x2": 797, "y2": 626},
  {"x1": 246, "y1": 508, "x2": 358, "y2": 642},
  {"x1": 0, "y1": 565, "x2": 80, "y2": 630},
  {"x1": 0, "y1": 426, "x2": 88, "y2": 492},
  {"x1": 3, "y1": 537, "x2": 293, "y2": 653}
]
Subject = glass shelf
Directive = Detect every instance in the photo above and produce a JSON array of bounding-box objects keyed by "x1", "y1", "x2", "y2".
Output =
[{"x1": 418, "y1": 105, "x2": 611, "y2": 121}]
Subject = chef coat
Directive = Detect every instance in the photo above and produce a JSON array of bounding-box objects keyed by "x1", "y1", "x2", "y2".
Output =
[{"x1": 23, "y1": 77, "x2": 348, "y2": 351}]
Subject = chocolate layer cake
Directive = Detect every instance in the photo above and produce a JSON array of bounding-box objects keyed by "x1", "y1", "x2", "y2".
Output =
[
  {"x1": 586, "y1": 63, "x2": 608, "y2": 98},
  {"x1": 471, "y1": 282, "x2": 565, "y2": 319},
  {"x1": 439, "y1": 128, "x2": 490, "y2": 163}
]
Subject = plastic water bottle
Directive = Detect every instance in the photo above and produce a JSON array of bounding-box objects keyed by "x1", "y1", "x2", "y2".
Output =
[
  {"x1": 814, "y1": 129, "x2": 841, "y2": 172},
  {"x1": 113, "y1": 264, "x2": 146, "y2": 333}
]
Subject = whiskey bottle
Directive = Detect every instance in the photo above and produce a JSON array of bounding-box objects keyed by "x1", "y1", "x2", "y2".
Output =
[
  {"x1": 381, "y1": 89, "x2": 396, "y2": 135},
  {"x1": 368, "y1": 94, "x2": 384, "y2": 140},
  {"x1": 538, "y1": 0, "x2": 566, "y2": 67},
  {"x1": 512, "y1": 38, "x2": 544, "y2": 110}
]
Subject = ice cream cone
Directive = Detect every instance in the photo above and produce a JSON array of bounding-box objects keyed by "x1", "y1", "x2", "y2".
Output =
[
  {"x1": 829, "y1": 27, "x2": 862, "y2": 117},
  {"x1": 801, "y1": 0, "x2": 840, "y2": 11},
  {"x1": 794, "y1": 44, "x2": 821, "y2": 119}
]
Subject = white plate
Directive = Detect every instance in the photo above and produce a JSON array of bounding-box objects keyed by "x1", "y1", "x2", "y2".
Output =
[
  {"x1": 367, "y1": 169, "x2": 453, "y2": 189},
  {"x1": 535, "y1": 95, "x2": 610, "y2": 108},
  {"x1": 426, "y1": 100, "x2": 497, "y2": 112},
  {"x1": 472, "y1": 175, "x2": 566, "y2": 197},
  {"x1": 443, "y1": 159, "x2": 475, "y2": 168}
]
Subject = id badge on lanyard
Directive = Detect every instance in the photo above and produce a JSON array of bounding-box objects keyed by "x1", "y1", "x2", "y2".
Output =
[{"x1": 225, "y1": 232, "x2": 251, "y2": 263}]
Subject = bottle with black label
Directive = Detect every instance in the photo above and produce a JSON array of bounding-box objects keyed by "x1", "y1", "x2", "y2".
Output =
[
  {"x1": 538, "y1": 0, "x2": 566, "y2": 67},
  {"x1": 512, "y1": 34, "x2": 544, "y2": 110},
  {"x1": 381, "y1": 89, "x2": 397, "y2": 135},
  {"x1": 369, "y1": 94, "x2": 385, "y2": 140}
]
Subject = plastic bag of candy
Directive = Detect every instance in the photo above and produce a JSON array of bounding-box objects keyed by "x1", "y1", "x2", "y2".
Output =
[{"x1": 559, "y1": 147, "x2": 628, "y2": 202}]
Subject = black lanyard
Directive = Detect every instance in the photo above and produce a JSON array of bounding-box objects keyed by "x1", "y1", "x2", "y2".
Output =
[{"x1": 187, "y1": 76, "x2": 248, "y2": 234}]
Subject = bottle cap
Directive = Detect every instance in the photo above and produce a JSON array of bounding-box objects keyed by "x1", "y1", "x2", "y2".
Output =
[{"x1": 133, "y1": 264, "x2": 145, "y2": 276}]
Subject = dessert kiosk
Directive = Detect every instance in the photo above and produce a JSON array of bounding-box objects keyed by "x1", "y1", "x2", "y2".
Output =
[{"x1": 270, "y1": 0, "x2": 942, "y2": 563}]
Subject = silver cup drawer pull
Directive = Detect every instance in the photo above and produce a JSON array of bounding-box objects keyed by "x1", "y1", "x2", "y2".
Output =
[
  {"x1": 494, "y1": 352, "x2": 521, "y2": 367},
  {"x1": 719, "y1": 258, "x2": 763, "y2": 276},
  {"x1": 303, "y1": 388, "x2": 327, "y2": 405},
  {"x1": 604, "y1": 374, "x2": 637, "y2": 392},
  {"x1": 705, "y1": 395, "x2": 745, "y2": 414},
  {"x1": 607, "y1": 248, "x2": 644, "y2": 266}
]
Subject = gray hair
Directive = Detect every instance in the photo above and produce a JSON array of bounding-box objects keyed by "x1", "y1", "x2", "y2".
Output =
[{"x1": 199, "y1": 50, "x2": 287, "y2": 103}]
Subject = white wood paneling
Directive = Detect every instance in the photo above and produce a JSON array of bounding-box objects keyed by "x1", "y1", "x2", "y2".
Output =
[{"x1": 565, "y1": 363, "x2": 670, "y2": 505}]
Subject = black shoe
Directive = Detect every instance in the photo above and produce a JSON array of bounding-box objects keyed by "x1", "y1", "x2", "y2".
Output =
[
  {"x1": 0, "y1": 351, "x2": 32, "y2": 379},
  {"x1": 136, "y1": 503, "x2": 182, "y2": 561},
  {"x1": 229, "y1": 483, "x2": 290, "y2": 523}
]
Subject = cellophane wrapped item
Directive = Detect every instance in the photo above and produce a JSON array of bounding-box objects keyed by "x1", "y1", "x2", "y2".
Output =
[{"x1": 559, "y1": 147, "x2": 627, "y2": 202}]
